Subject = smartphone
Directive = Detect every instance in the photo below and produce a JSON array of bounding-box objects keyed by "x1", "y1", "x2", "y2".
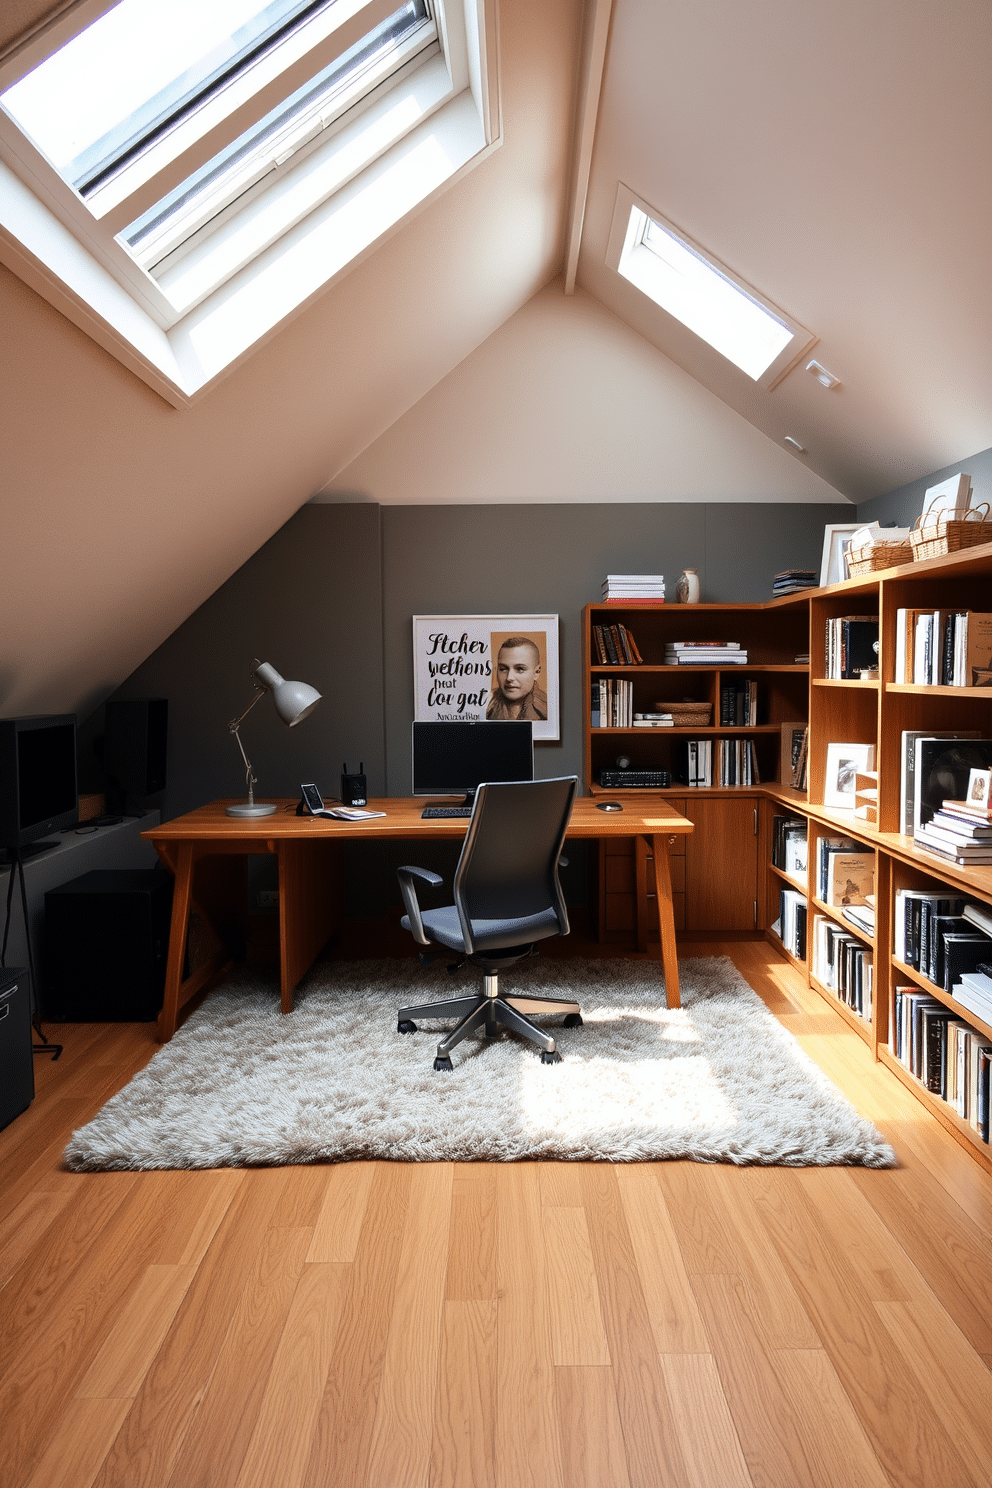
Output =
[{"x1": 299, "y1": 783, "x2": 325, "y2": 815}]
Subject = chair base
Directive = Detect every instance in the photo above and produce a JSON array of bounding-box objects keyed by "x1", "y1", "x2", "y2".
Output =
[{"x1": 397, "y1": 984, "x2": 581, "y2": 1064}]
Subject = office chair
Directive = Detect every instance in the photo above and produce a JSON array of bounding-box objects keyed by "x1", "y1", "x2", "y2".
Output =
[{"x1": 396, "y1": 776, "x2": 582, "y2": 1069}]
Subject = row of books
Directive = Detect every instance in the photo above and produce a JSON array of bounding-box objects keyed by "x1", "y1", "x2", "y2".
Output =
[
  {"x1": 602, "y1": 574, "x2": 665, "y2": 602},
  {"x1": 892, "y1": 989, "x2": 990, "y2": 1140},
  {"x1": 775, "y1": 888, "x2": 807, "y2": 958},
  {"x1": 719, "y1": 680, "x2": 758, "y2": 726},
  {"x1": 591, "y1": 624, "x2": 642, "y2": 665},
  {"x1": 663, "y1": 641, "x2": 748, "y2": 666},
  {"x1": 592, "y1": 678, "x2": 634, "y2": 728},
  {"x1": 895, "y1": 607, "x2": 992, "y2": 687},
  {"x1": 684, "y1": 738, "x2": 761, "y2": 787},
  {"x1": 893, "y1": 893, "x2": 992, "y2": 989},
  {"x1": 815, "y1": 837, "x2": 874, "y2": 910},
  {"x1": 812, "y1": 916, "x2": 873, "y2": 1021},
  {"x1": 914, "y1": 793, "x2": 992, "y2": 866},
  {"x1": 824, "y1": 615, "x2": 879, "y2": 679},
  {"x1": 771, "y1": 815, "x2": 807, "y2": 880}
]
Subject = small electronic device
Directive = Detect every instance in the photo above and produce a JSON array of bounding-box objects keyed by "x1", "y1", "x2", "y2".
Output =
[
  {"x1": 341, "y1": 762, "x2": 367, "y2": 807},
  {"x1": 596, "y1": 801, "x2": 623, "y2": 811},
  {"x1": 298, "y1": 782, "x2": 326, "y2": 815}
]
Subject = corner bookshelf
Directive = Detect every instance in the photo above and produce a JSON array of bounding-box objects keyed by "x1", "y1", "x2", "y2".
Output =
[{"x1": 583, "y1": 546, "x2": 992, "y2": 1167}]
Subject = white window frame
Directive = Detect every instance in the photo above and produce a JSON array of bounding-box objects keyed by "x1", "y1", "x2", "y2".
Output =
[
  {"x1": 605, "y1": 183, "x2": 815, "y2": 391},
  {"x1": 0, "y1": 0, "x2": 500, "y2": 405}
]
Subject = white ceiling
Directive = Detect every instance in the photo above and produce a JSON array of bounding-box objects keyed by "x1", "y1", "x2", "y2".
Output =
[
  {"x1": 2, "y1": 0, "x2": 991, "y2": 718},
  {"x1": 578, "y1": 0, "x2": 992, "y2": 500}
]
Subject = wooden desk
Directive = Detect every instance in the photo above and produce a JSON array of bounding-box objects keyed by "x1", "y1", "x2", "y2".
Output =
[{"x1": 143, "y1": 797, "x2": 693, "y2": 1041}]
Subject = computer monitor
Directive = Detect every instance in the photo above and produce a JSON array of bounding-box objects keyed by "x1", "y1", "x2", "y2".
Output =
[{"x1": 412, "y1": 720, "x2": 534, "y2": 804}]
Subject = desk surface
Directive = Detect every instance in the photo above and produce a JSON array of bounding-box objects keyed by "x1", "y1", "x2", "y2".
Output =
[{"x1": 143, "y1": 796, "x2": 693, "y2": 843}]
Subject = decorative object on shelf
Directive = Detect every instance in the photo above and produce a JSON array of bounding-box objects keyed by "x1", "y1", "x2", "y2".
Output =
[
  {"x1": 966, "y1": 767, "x2": 992, "y2": 811},
  {"x1": 823, "y1": 742, "x2": 875, "y2": 812},
  {"x1": 412, "y1": 614, "x2": 560, "y2": 741},
  {"x1": 854, "y1": 771, "x2": 878, "y2": 823},
  {"x1": 920, "y1": 471, "x2": 972, "y2": 523},
  {"x1": 819, "y1": 522, "x2": 867, "y2": 586},
  {"x1": 909, "y1": 501, "x2": 991, "y2": 562},
  {"x1": 226, "y1": 659, "x2": 321, "y2": 818},
  {"x1": 674, "y1": 569, "x2": 701, "y2": 604},
  {"x1": 845, "y1": 527, "x2": 913, "y2": 576}
]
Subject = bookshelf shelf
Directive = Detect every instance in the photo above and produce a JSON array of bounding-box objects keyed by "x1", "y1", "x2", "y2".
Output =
[
  {"x1": 811, "y1": 897, "x2": 876, "y2": 947},
  {"x1": 812, "y1": 678, "x2": 879, "y2": 690},
  {"x1": 890, "y1": 956, "x2": 992, "y2": 1043},
  {"x1": 810, "y1": 974, "x2": 873, "y2": 1042}
]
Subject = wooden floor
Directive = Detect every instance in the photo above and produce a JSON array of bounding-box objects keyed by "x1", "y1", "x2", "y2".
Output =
[{"x1": 1, "y1": 938, "x2": 990, "y2": 1488}]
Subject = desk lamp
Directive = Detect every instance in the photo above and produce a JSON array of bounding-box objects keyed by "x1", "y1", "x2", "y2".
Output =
[{"x1": 226, "y1": 659, "x2": 321, "y2": 818}]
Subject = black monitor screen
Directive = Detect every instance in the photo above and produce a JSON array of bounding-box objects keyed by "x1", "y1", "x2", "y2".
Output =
[
  {"x1": 413, "y1": 721, "x2": 533, "y2": 799},
  {"x1": 18, "y1": 722, "x2": 77, "y2": 828}
]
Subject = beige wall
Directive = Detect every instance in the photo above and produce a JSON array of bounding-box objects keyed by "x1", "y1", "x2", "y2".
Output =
[{"x1": 323, "y1": 285, "x2": 850, "y2": 505}]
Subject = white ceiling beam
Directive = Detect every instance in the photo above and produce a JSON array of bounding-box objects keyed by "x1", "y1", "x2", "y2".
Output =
[{"x1": 563, "y1": 0, "x2": 612, "y2": 294}]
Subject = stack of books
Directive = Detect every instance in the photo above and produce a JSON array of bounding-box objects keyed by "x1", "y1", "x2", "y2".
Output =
[
  {"x1": 773, "y1": 569, "x2": 818, "y2": 596},
  {"x1": 601, "y1": 574, "x2": 665, "y2": 602},
  {"x1": 771, "y1": 815, "x2": 807, "y2": 882},
  {"x1": 895, "y1": 608, "x2": 992, "y2": 686},
  {"x1": 663, "y1": 641, "x2": 748, "y2": 665},
  {"x1": 633, "y1": 712, "x2": 673, "y2": 728},
  {"x1": 719, "y1": 679, "x2": 758, "y2": 725},
  {"x1": 915, "y1": 793, "x2": 992, "y2": 865}
]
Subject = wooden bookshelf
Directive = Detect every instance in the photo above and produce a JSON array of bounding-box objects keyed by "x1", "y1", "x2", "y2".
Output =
[{"x1": 583, "y1": 544, "x2": 992, "y2": 1167}]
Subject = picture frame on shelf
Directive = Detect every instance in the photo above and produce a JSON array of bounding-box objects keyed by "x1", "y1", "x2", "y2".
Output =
[
  {"x1": 966, "y1": 767, "x2": 991, "y2": 810},
  {"x1": 412, "y1": 614, "x2": 560, "y2": 741},
  {"x1": 920, "y1": 472, "x2": 972, "y2": 524},
  {"x1": 819, "y1": 523, "x2": 863, "y2": 586},
  {"x1": 824, "y1": 742, "x2": 876, "y2": 811}
]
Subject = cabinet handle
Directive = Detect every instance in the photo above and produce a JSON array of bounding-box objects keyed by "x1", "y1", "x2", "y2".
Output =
[
  {"x1": 753, "y1": 806, "x2": 759, "y2": 836},
  {"x1": 669, "y1": 835, "x2": 676, "y2": 847},
  {"x1": 753, "y1": 899, "x2": 758, "y2": 928}
]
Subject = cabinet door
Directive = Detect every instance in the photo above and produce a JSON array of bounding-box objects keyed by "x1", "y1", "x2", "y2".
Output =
[{"x1": 685, "y1": 798, "x2": 758, "y2": 931}]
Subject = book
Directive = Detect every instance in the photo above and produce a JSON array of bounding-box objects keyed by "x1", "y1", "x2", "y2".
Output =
[
  {"x1": 942, "y1": 932, "x2": 992, "y2": 991},
  {"x1": 962, "y1": 903, "x2": 992, "y2": 937},
  {"x1": 826, "y1": 851, "x2": 874, "y2": 908}
]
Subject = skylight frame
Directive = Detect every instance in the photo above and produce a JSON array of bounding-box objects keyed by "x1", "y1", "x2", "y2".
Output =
[
  {"x1": 606, "y1": 183, "x2": 816, "y2": 391},
  {"x1": 0, "y1": 0, "x2": 499, "y2": 405}
]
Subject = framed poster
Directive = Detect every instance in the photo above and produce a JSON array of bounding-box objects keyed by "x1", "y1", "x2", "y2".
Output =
[
  {"x1": 819, "y1": 522, "x2": 866, "y2": 586},
  {"x1": 413, "y1": 615, "x2": 560, "y2": 741}
]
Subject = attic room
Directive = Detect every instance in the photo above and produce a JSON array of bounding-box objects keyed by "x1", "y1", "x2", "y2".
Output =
[{"x1": 2, "y1": 1, "x2": 991, "y2": 1484}]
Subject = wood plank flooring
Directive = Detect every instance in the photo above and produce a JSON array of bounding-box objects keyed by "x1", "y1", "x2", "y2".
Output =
[{"x1": 1, "y1": 939, "x2": 990, "y2": 1488}]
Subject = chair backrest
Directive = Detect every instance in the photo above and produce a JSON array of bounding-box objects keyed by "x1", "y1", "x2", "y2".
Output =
[{"x1": 452, "y1": 777, "x2": 577, "y2": 944}]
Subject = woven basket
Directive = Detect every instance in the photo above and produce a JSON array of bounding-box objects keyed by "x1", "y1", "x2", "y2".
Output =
[
  {"x1": 845, "y1": 539, "x2": 913, "y2": 577},
  {"x1": 909, "y1": 502, "x2": 992, "y2": 562}
]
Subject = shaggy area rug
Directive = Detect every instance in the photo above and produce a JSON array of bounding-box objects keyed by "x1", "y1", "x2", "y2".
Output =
[{"x1": 63, "y1": 957, "x2": 895, "y2": 1170}]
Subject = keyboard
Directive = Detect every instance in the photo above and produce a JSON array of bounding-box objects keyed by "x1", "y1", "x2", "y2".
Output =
[{"x1": 421, "y1": 806, "x2": 473, "y2": 819}]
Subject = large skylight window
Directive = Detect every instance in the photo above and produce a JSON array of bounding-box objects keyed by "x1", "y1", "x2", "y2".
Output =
[
  {"x1": 608, "y1": 185, "x2": 815, "y2": 389},
  {"x1": 0, "y1": 0, "x2": 497, "y2": 404}
]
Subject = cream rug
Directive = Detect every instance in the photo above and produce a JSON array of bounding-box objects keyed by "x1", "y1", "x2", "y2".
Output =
[{"x1": 63, "y1": 957, "x2": 895, "y2": 1170}]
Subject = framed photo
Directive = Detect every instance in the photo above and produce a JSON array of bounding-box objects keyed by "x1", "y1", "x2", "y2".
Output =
[
  {"x1": 413, "y1": 615, "x2": 560, "y2": 741},
  {"x1": 966, "y1": 767, "x2": 992, "y2": 810},
  {"x1": 824, "y1": 742, "x2": 876, "y2": 811},
  {"x1": 819, "y1": 523, "x2": 864, "y2": 586},
  {"x1": 921, "y1": 472, "x2": 971, "y2": 524}
]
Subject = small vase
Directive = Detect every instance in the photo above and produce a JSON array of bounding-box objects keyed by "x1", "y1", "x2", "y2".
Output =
[{"x1": 675, "y1": 569, "x2": 700, "y2": 604}]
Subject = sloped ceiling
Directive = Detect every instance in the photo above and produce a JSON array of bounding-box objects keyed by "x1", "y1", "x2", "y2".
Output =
[
  {"x1": 2, "y1": 0, "x2": 990, "y2": 721},
  {"x1": 577, "y1": 0, "x2": 992, "y2": 500}
]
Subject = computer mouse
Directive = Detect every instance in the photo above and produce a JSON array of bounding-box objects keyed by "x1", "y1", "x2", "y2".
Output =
[{"x1": 596, "y1": 801, "x2": 623, "y2": 811}]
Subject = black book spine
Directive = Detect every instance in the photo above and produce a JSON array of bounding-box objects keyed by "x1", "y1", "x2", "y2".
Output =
[
  {"x1": 942, "y1": 614, "x2": 956, "y2": 686},
  {"x1": 923, "y1": 1013, "x2": 947, "y2": 1096}
]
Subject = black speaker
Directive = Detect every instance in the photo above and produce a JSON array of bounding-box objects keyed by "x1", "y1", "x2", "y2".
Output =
[
  {"x1": 0, "y1": 967, "x2": 35, "y2": 1130},
  {"x1": 43, "y1": 870, "x2": 173, "y2": 1021},
  {"x1": 104, "y1": 699, "x2": 168, "y2": 799}
]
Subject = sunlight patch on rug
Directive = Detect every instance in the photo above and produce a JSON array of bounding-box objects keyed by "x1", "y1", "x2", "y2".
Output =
[{"x1": 63, "y1": 957, "x2": 895, "y2": 1170}]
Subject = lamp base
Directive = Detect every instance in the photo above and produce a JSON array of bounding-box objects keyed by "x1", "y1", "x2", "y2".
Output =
[{"x1": 226, "y1": 801, "x2": 278, "y2": 817}]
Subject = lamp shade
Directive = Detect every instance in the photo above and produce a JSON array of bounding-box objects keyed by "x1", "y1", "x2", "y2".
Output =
[{"x1": 251, "y1": 662, "x2": 321, "y2": 725}]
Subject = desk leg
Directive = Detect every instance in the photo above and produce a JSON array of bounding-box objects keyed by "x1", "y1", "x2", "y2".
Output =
[
  {"x1": 649, "y1": 834, "x2": 681, "y2": 1009},
  {"x1": 157, "y1": 843, "x2": 193, "y2": 1042},
  {"x1": 277, "y1": 837, "x2": 341, "y2": 1012}
]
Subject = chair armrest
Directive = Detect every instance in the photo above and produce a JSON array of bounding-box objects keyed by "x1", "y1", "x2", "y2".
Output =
[{"x1": 397, "y1": 866, "x2": 443, "y2": 946}]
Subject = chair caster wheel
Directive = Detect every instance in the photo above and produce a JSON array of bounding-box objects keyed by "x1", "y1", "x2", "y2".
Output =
[
  {"x1": 541, "y1": 1049, "x2": 562, "y2": 1065},
  {"x1": 398, "y1": 1019, "x2": 417, "y2": 1034},
  {"x1": 563, "y1": 1013, "x2": 582, "y2": 1028},
  {"x1": 434, "y1": 1055, "x2": 453, "y2": 1072}
]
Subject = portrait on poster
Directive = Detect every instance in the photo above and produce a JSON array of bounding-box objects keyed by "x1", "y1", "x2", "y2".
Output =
[{"x1": 412, "y1": 615, "x2": 560, "y2": 741}]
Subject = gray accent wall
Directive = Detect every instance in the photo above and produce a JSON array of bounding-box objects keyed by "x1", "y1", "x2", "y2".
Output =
[
  {"x1": 856, "y1": 445, "x2": 992, "y2": 529},
  {"x1": 96, "y1": 498, "x2": 849, "y2": 915}
]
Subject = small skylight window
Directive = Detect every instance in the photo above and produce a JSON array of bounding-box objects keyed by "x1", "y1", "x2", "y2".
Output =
[{"x1": 608, "y1": 185, "x2": 815, "y2": 389}]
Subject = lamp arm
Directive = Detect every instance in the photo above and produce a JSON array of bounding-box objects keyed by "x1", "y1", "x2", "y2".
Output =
[{"x1": 229, "y1": 686, "x2": 265, "y2": 806}]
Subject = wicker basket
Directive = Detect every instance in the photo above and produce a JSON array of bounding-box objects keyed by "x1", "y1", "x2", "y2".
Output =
[
  {"x1": 909, "y1": 502, "x2": 992, "y2": 562},
  {"x1": 845, "y1": 538, "x2": 913, "y2": 577}
]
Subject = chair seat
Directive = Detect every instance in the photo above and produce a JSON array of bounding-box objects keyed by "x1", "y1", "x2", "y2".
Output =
[{"x1": 401, "y1": 903, "x2": 562, "y2": 953}]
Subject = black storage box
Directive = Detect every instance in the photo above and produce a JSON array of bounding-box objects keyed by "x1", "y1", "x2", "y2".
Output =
[
  {"x1": 0, "y1": 966, "x2": 35, "y2": 1129},
  {"x1": 43, "y1": 869, "x2": 173, "y2": 1021}
]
